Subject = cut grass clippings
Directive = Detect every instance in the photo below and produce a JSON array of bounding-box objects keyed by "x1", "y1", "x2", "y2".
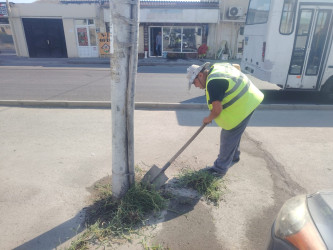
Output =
[
  {"x1": 68, "y1": 182, "x2": 167, "y2": 250},
  {"x1": 177, "y1": 169, "x2": 226, "y2": 205}
]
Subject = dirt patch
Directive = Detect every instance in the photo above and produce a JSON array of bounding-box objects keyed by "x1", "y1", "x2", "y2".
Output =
[
  {"x1": 86, "y1": 175, "x2": 112, "y2": 202},
  {"x1": 151, "y1": 194, "x2": 222, "y2": 250}
]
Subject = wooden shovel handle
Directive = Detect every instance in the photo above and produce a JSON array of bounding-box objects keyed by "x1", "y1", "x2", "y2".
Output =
[{"x1": 160, "y1": 123, "x2": 207, "y2": 173}]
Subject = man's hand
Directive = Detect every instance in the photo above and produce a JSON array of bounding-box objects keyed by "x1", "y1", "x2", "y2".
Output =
[
  {"x1": 203, "y1": 101, "x2": 222, "y2": 124},
  {"x1": 203, "y1": 117, "x2": 212, "y2": 124}
]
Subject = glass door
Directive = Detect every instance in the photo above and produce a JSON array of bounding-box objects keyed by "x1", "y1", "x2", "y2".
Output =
[
  {"x1": 149, "y1": 27, "x2": 162, "y2": 57},
  {"x1": 286, "y1": 6, "x2": 333, "y2": 89},
  {"x1": 75, "y1": 19, "x2": 98, "y2": 58}
]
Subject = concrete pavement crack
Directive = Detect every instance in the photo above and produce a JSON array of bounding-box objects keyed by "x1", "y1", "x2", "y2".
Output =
[
  {"x1": 243, "y1": 131, "x2": 306, "y2": 196},
  {"x1": 242, "y1": 131, "x2": 307, "y2": 250}
]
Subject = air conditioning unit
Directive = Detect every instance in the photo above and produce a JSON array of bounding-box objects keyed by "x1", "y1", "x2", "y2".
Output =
[{"x1": 228, "y1": 6, "x2": 244, "y2": 18}]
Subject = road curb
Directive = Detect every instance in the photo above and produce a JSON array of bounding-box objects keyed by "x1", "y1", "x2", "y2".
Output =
[{"x1": 0, "y1": 100, "x2": 332, "y2": 110}]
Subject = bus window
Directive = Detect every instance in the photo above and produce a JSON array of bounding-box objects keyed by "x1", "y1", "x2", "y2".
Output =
[
  {"x1": 289, "y1": 10, "x2": 313, "y2": 75},
  {"x1": 306, "y1": 10, "x2": 331, "y2": 75},
  {"x1": 246, "y1": 0, "x2": 271, "y2": 25},
  {"x1": 280, "y1": 0, "x2": 297, "y2": 34}
]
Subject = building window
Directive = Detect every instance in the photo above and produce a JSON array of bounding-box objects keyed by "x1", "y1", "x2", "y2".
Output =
[
  {"x1": 162, "y1": 26, "x2": 202, "y2": 53},
  {"x1": 105, "y1": 22, "x2": 110, "y2": 33},
  {"x1": 75, "y1": 19, "x2": 86, "y2": 25},
  {"x1": 75, "y1": 19, "x2": 96, "y2": 47}
]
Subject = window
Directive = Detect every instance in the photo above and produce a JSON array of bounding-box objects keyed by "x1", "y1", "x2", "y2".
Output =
[
  {"x1": 306, "y1": 10, "x2": 331, "y2": 75},
  {"x1": 162, "y1": 26, "x2": 202, "y2": 53},
  {"x1": 0, "y1": 18, "x2": 9, "y2": 24},
  {"x1": 75, "y1": 19, "x2": 96, "y2": 47},
  {"x1": 289, "y1": 10, "x2": 313, "y2": 75},
  {"x1": 89, "y1": 27, "x2": 96, "y2": 46},
  {"x1": 280, "y1": 0, "x2": 297, "y2": 34},
  {"x1": 75, "y1": 19, "x2": 86, "y2": 25},
  {"x1": 246, "y1": 0, "x2": 271, "y2": 25},
  {"x1": 105, "y1": 22, "x2": 110, "y2": 33}
]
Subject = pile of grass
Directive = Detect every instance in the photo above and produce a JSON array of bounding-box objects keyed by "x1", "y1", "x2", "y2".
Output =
[
  {"x1": 177, "y1": 169, "x2": 225, "y2": 204},
  {"x1": 68, "y1": 183, "x2": 166, "y2": 250}
]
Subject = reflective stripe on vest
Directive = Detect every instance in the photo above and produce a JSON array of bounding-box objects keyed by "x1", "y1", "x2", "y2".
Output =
[
  {"x1": 206, "y1": 63, "x2": 264, "y2": 130},
  {"x1": 207, "y1": 72, "x2": 249, "y2": 108}
]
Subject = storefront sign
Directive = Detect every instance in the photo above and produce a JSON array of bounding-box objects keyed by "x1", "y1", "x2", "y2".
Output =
[
  {"x1": 0, "y1": 3, "x2": 8, "y2": 17},
  {"x1": 98, "y1": 32, "x2": 110, "y2": 55}
]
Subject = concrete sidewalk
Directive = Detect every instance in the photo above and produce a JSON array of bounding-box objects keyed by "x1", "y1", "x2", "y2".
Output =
[
  {"x1": 0, "y1": 107, "x2": 270, "y2": 250},
  {"x1": 2, "y1": 106, "x2": 333, "y2": 249}
]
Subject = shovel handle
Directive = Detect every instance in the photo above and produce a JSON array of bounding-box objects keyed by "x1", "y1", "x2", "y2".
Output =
[{"x1": 160, "y1": 123, "x2": 207, "y2": 173}]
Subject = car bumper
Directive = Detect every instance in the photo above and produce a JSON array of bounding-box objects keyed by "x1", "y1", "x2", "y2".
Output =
[{"x1": 267, "y1": 222, "x2": 297, "y2": 250}]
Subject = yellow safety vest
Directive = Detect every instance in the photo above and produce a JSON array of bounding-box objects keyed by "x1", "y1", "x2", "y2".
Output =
[{"x1": 206, "y1": 63, "x2": 264, "y2": 130}]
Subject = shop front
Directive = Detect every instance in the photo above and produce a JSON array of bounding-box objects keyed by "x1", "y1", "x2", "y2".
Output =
[
  {"x1": 148, "y1": 25, "x2": 203, "y2": 58},
  {"x1": 139, "y1": 0, "x2": 219, "y2": 59}
]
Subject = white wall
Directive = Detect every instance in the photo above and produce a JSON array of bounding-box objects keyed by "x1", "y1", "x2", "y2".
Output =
[
  {"x1": 11, "y1": 2, "x2": 98, "y2": 19},
  {"x1": 207, "y1": 22, "x2": 244, "y2": 59},
  {"x1": 140, "y1": 8, "x2": 219, "y2": 23},
  {"x1": 206, "y1": 0, "x2": 248, "y2": 58},
  {"x1": 62, "y1": 18, "x2": 77, "y2": 57},
  {"x1": 10, "y1": 2, "x2": 99, "y2": 57},
  {"x1": 9, "y1": 16, "x2": 28, "y2": 56},
  {"x1": 220, "y1": 0, "x2": 248, "y2": 22}
]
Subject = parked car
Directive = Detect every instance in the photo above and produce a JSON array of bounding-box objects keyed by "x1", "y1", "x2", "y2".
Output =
[{"x1": 268, "y1": 190, "x2": 333, "y2": 250}]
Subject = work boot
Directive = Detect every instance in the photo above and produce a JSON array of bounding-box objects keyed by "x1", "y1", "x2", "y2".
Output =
[
  {"x1": 232, "y1": 156, "x2": 240, "y2": 163},
  {"x1": 201, "y1": 166, "x2": 226, "y2": 178}
]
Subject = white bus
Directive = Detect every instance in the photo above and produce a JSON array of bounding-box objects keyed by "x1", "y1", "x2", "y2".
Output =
[{"x1": 241, "y1": 0, "x2": 333, "y2": 100}]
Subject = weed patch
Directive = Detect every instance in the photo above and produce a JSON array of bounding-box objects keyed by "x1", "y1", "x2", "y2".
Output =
[
  {"x1": 68, "y1": 183, "x2": 166, "y2": 249},
  {"x1": 177, "y1": 170, "x2": 225, "y2": 204}
]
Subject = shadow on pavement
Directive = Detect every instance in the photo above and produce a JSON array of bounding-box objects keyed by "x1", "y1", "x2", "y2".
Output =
[
  {"x1": 13, "y1": 211, "x2": 85, "y2": 250},
  {"x1": 12, "y1": 178, "x2": 206, "y2": 250},
  {"x1": 180, "y1": 95, "x2": 206, "y2": 104},
  {"x1": 260, "y1": 89, "x2": 333, "y2": 105}
]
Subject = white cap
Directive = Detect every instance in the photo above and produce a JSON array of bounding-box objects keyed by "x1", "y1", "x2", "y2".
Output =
[{"x1": 186, "y1": 62, "x2": 210, "y2": 90}]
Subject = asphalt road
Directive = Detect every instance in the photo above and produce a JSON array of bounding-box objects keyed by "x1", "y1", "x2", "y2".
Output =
[{"x1": 1, "y1": 65, "x2": 332, "y2": 104}]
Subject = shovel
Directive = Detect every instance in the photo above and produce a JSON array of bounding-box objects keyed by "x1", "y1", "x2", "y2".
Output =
[{"x1": 142, "y1": 123, "x2": 207, "y2": 188}]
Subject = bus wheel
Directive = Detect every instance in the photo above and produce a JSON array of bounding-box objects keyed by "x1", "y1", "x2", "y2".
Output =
[{"x1": 321, "y1": 81, "x2": 333, "y2": 102}]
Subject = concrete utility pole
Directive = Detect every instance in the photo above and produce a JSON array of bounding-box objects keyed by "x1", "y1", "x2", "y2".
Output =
[{"x1": 110, "y1": 0, "x2": 139, "y2": 199}]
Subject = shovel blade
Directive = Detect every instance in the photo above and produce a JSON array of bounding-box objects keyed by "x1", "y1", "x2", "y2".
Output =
[{"x1": 141, "y1": 164, "x2": 168, "y2": 189}]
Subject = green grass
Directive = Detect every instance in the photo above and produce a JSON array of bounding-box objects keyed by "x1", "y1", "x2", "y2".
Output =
[
  {"x1": 141, "y1": 236, "x2": 170, "y2": 250},
  {"x1": 68, "y1": 183, "x2": 167, "y2": 249},
  {"x1": 177, "y1": 169, "x2": 226, "y2": 204}
]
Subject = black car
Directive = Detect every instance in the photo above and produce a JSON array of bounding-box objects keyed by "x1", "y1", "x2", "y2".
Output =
[{"x1": 268, "y1": 190, "x2": 333, "y2": 250}]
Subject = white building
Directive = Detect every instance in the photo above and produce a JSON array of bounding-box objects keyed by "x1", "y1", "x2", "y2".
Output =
[{"x1": 7, "y1": 0, "x2": 248, "y2": 59}]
